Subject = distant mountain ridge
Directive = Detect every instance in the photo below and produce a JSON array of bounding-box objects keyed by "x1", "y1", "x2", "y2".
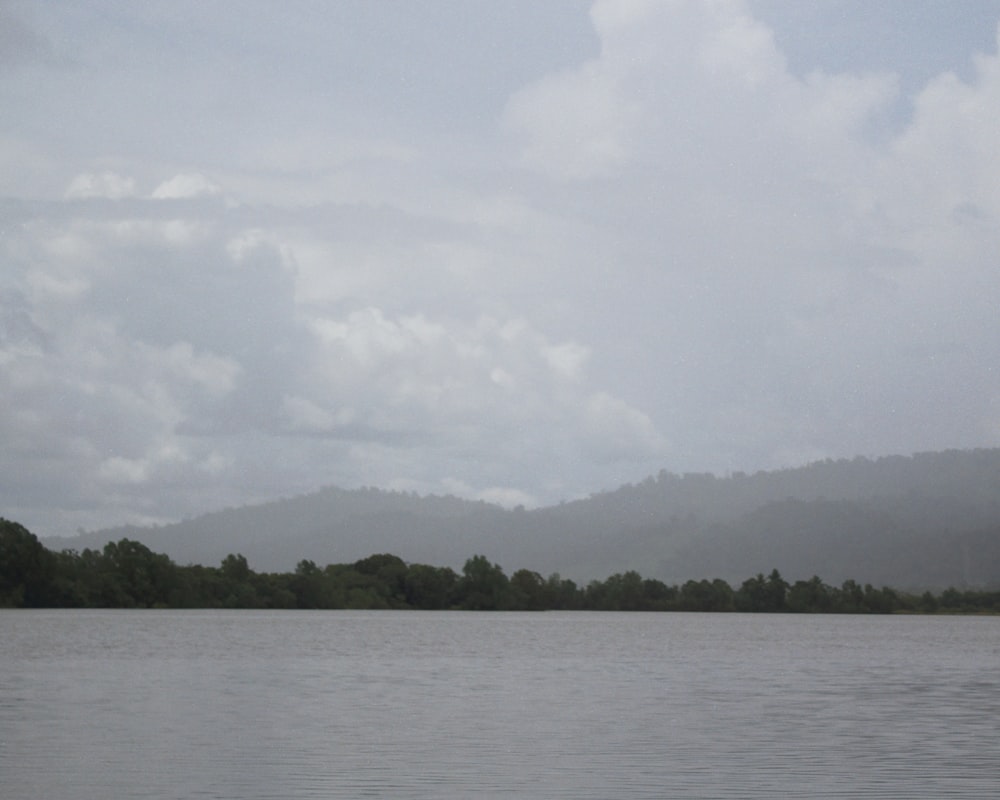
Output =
[{"x1": 43, "y1": 449, "x2": 1000, "y2": 589}]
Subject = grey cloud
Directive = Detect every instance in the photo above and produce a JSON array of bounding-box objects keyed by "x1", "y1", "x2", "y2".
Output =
[
  {"x1": 0, "y1": 5, "x2": 54, "y2": 69},
  {"x1": 0, "y1": 288, "x2": 49, "y2": 351},
  {"x1": 2, "y1": 2, "x2": 1000, "y2": 538}
]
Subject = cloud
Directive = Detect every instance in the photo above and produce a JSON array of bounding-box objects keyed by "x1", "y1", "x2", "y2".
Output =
[
  {"x1": 504, "y1": 0, "x2": 901, "y2": 200},
  {"x1": 0, "y1": 5, "x2": 55, "y2": 69},
  {"x1": 880, "y1": 40, "x2": 1000, "y2": 244},
  {"x1": 98, "y1": 455, "x2": 150, "y2": 485},
  {"x1": 157, "y1": 341, "x2": 242, "y2": 398},
  {"x1": 440, "y1": 477, "x2": 539, "y2": 510},
  {"x1": 304, "y1": 307, "x2": 626, "y2": 441},
  {"x1": 1, "y1": 173, "x2": 667, "y2": 533},
  {"x1": 152, "y1": 173, "x2": 221, "y2": 199},
  {"x1": 583, "y1": 391, "x2": 666, "y2": 461},
  {"x1": 504, "y1": 61, "x2": 635, "y2": 179},
  {"x1": 310, "y1": 307, "x2": 446, "y2": 368},
  {"x1": 542, "y1": 341, "x2": 590, "y2": 380},
  {"x1": 2, "y1": 2, "x2": 1000, "y2": 538},
  {"x1": 65, "y1": 172, "x2": 137, "y2": 199},
  {"x1": 0, "y1": 136, "x2": 56, "y2": 196},
  {"x1": 281, "y1": 394, "x2": 354, "y2": 434},
  {"x1": 502, "y1": 0, "x2": 662, "y2": 180}
]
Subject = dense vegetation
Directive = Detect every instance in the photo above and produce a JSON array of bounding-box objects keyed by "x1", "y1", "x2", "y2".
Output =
[{"x1": 4, "y1": 519, "x2": 998, "y2": 613}]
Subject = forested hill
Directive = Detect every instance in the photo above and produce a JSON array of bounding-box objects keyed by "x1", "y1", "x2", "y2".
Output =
[{"x1": 44, "y1": 449, "x2": 1000, "y2": 590}]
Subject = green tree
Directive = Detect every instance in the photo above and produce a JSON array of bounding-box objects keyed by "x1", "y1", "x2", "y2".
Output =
[
  {"x1": 404, "y1": 563, "x2": 458, "y2": 609},
  {"x1": 862, "y1": 583, "x2": 898, "y2": 614},
  {"x1": 97, "y1": 539, "x2": 177, "y2": 607},
  {"x1": 354, "y1": 553, "x2": 408, "y2": 606},
  {"x1": 290, "y1": 559, "x2": 333, "y2": 608},
  {"x1": 603, "y1": 571, "x2": 648, "y2": 610},
  {"x1": 221, "y1": 553, "x2": 251, "y2": 582},
  {"x1": 679, "y1": 578, "x2": 733, "y2": 611},
  {"x1": 509, "y1": 568, "x2": 548, "y2": 610},
  {"x1": 787, "y1": 576, "x2": 833, "y2": 613},
  {"x1": 735, "y1": 569, "x2": 787, "y2": 612},
  {"x1": 458, "y1": 555, "x2": 510, "y2": 610},
  {"x1": 0, "y1": 519, "x2": 56, "y2": 607},
  {"x1": 545, "y1": 573, "x2": 581, "y2": 609},
  {"x1": 641, "y1": 578, "x2": 678, "y2": 611},
  {"x1": 834, "y1": 579, "x2": 866, "y2": 613}
]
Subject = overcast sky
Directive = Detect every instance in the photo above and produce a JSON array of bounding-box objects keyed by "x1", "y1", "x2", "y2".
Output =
[{"x1": 3, "y1": 0, "x2": 1000, "y2": 538}]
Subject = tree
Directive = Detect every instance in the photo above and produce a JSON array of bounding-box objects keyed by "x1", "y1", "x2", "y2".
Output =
[
  {"x1": 641, "y1": 578, "x2": 678, "y2": 611},
  {"x1": 0, "y1": 518, "x2": 56, "y2": 607},
  {"x1": 221, "y1": 553, "x2": 251, "y2": 582},
  {"x1": 862, "y1": 583, "x2": 898, "y2": 614},
  {"x1": 679, "y1": 578, "x2": 733, "y2": 611},
  {"x1": 458, "y1": 555, "x2": 510, "y2": 610},
  {"x1": 354, "y1": 553, "x2": 408, "y2": 606},
  {"x1": 216, "y1": 554, "x2": 263, "y2": 607},
  {"x1": 786, "y1": 576, "x2": 832, "y2": 613},
  {"x1": 545, "y1": 573, "x2": 581, "y2": 609},
  {"x1": 735, "y1": 569, "x2": 787, "y2": 612},
  {"x1": 834, "y1": 579, "x2": 866, "y2": 613},
  {"x1": 765, "y1": 569, "x2": 789, "y2": 611},
  {"x1": 289, "y1": 559, "x2": 330, "y2": 608},
  {"x1": 98, "y1": 539, "x2": 178, "y2": 607},
  {"x1": 404, "y1": 563, "x2": 458, "y2": 609},
  {"x1": 509, "y1": 569, "x2": 548, "y2": 610},
  {"x1": 918, "y1": 590, "x2": 939, "y2": 613},
  {"x1": 603, "y1": 571, "x2": 647, "y2": 610}
]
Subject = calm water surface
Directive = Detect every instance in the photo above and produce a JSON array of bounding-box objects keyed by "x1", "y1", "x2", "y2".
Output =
[{"x1": 2, "y1": 610, "x2": 998, "y2": 798}]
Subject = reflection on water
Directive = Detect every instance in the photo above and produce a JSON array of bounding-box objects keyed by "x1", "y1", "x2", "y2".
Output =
[{"x1": 2, "y1": 610, "x2": 998, "y2": 799}]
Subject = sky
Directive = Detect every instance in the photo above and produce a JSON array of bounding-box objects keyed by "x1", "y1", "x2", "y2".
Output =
[{"x1": 3, "y1": 0, "x2": 1000, "y2": 538}]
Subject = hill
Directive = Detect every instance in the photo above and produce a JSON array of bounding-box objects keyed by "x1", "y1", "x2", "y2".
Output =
[{"x1": 43, "y1": 449, "x2": 1000, "y2": 589}]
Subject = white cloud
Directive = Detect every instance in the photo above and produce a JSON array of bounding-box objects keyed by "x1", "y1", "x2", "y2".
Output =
[
  {"x1": 3, "y1": 1, "x2": 1000, "y2": 537},
  {"x1": 297, "y1": 305, "x2": 665, "y2": 488},
  {"x1": 152, "y1": 173, "x2": 220, "y2": 199},
  {"x1": 37, "y1": 226, "x2": 97, "y2": 264},
  {"x1": 94, "y1": 217, "x2": 213, "y2": 247},
  {"x1": 310, "y1": 308, "x2": 437, "y2": 367},
  {"x1": 199, "y1": 451, "x2": 233, "y2": 475},
  {"x1": 305, "y1": 311, "x2": 586, "y2": 410},
  {"x1": 441, "y1": 477, "x2": 539, "y2": 509},
  {"x1": 504, "y1": 0, "x2": 898, "y2": 190},
  {"x1": 476, "y1": 486, "x2": 539, "y2": 509},
  {"x1": 96, "y1": 435, "x2": 191, "y2": 486},
  {"x1": 490, "y1": 367, "x2": 516, "y2": 391},
  {"x1": 282, "y1": 394, "x2": 354, "y2": 433},
  {"x1": 225, "y1": 228, "x2": 288, "y2": 263},
  {"x1": 504, "y1": 62, "x2": 635, "y2": 179},
  {"x1": 878, "y1": 37, "x2": 1000, "y2": 250},
  {"x1": 98, "y1": 456, "x2": 149, "y2": 484},
  {"x1": 542, "y1": 341, "x2": 590, "y2": 380},
  {"x1": 699, "y1": 1, "x2": 786, "y2": 85},
  {"x1": 157, "y1": 341, "x2": 242, "y2": 398},
  {"x1": 26, "y1": 268, "x2": 89, "y2": 301},
  {"x1": 65, "y1": 172, "x2": 136, "y2": 199},
  {"x1": 583, "y1": 391, "x2": 666, "y2": 461}
]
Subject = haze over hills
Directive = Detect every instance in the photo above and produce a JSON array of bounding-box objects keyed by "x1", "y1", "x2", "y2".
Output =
[{"x1": 43, "y1": 449, "x2": 1000, "y2": 590}]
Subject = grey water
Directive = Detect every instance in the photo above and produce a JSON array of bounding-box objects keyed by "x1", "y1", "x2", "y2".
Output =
[{"x1": 2, "y1": 610, "x2": 998, "y2": 799}]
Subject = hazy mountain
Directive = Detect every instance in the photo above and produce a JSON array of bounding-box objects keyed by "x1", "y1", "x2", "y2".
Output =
[{"x1": 44, "y1": 449, "x2": 1000, "y2": 590}]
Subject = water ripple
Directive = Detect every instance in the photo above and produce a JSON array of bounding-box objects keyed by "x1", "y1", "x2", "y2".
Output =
[{"x1": 2, "y1": 610, "x2": 998, "y2": 799}]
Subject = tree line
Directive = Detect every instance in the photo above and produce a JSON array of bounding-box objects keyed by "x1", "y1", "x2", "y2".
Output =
[{"x1": 2, "y1": 518, "x2": 998, "y2": 612}]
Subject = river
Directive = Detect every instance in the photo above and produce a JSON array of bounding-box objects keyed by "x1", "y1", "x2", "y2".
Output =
[{"x1": 2, "y1": 610, "x2": 998, "y2": 798}]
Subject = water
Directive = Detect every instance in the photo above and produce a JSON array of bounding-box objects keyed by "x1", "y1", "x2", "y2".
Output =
[{"x1": 2, "y1": 610, "x2": 998, "y2": 799}]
